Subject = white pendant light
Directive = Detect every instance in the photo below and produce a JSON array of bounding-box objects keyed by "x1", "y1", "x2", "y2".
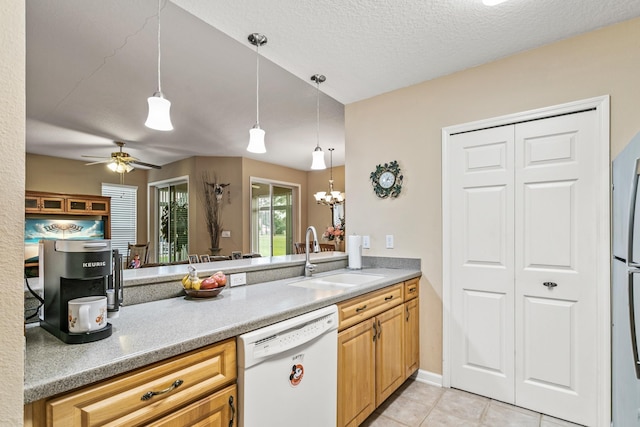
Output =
[
  {"x1": 310, "y1": 74, "x2": 327, "y2": 170},
  {"x1": 145, "y1": 0, "x2": 173, "y2": 131},
  {"x1": 247, "y1": 33, "x2": 267, "y2": 153}
]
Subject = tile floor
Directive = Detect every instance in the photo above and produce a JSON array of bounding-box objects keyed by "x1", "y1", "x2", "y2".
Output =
[{"x1": 361, "y1": 379, "x2": 585, "y2": 427}]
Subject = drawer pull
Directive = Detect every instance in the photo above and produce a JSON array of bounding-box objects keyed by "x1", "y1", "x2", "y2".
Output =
[
  {"x1": 141, "y1": 379, "x2": 184, "y2": 401},
  {"x1": 356, "y1": 304, "x2": 368, "y2": 312},
  {"x1": 228, "y1": 395, "x2": 235, "y2": 427},
  {"x1": 408, "y1": 287, "x2": 417, "y2": 293},
  {"x1": 384, "y1": 295, "x2": 394, "y2": 301}
]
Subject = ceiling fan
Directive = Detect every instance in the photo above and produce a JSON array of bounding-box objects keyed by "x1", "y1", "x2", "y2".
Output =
[{"x1": 83, "y1": 141, "x2": 161, "y2": 173}]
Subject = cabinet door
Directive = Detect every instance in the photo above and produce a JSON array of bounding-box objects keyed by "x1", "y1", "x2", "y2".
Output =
[
  {"x1": 25, "y1": 196, "x2": 65, "y2": 213},
  {"x1": 375, "y1": 304, "x2": 405, "y2": 406},
  {"x1": 150, "y1": 384, "x2": 236, "y2": 427},
  {"x1": 404, "y1": 299, "x2": 419, "y2": 379},
  {"x1": 337, "y1": 319, "x2": 376, "y2": 427},
  {"x1": 67, "y1": 198, "x2": 109, "y2": 214}
]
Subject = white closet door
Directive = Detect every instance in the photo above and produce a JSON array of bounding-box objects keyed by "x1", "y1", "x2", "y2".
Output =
[
  {"x1": 449, "y1": 126, "x2": 516, "y2": 403},
  {"x1": 514, "y1": 110, "x2": 598, "y2": 425}
]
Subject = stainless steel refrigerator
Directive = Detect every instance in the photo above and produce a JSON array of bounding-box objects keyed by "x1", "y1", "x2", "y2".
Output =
[{"x1": 613, "y1": 132, "x2": 640, "y2": 426}]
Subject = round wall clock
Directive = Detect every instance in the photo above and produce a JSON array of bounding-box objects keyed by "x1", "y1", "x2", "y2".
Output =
[{"x1": 370, "y1": 160, "x2": 403, "y2": 198}]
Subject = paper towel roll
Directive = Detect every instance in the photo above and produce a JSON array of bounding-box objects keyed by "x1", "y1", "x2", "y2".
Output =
[{"x1": 348, "y1": 235, "x2": 363, "y2": 270}]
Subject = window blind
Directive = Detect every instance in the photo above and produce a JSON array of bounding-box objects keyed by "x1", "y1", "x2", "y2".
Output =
[{"x1": 102, "y1": 183, "x2": 137, "y2": 255}]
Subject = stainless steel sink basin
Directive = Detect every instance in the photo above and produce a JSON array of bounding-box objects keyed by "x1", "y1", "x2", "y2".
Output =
[{"x1": 288, "y1": 273, "x2": 384, "y2": 290}]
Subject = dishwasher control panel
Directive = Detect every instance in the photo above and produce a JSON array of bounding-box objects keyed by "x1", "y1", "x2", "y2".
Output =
[
  {"x1": 253, "y1": 313, "x2": 335, "y2": 359},
  {"x1": 238, "y1": 305, "x2": 338, "y2": 368}
]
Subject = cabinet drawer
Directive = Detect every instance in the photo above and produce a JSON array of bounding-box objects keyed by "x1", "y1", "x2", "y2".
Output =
[
  {"x1": 46, "y1": 338, "x2": 236, "y2": 427},
  {"x1": 337, "y1": 284, "x2": 403, "y2": 330},
  {"x1": 147, "y1": 384, "x2": 236, "y2": 427},
  {"x1": 404, "y1": 278, "x2": 419, "y2": 301}
]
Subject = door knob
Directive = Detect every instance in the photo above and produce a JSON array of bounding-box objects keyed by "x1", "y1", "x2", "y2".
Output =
[{"x1": 543, "y1": 282, "x2": 558, "y2": 288}]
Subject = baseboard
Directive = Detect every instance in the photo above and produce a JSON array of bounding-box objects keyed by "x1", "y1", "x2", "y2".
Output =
[{"x1": 413, "y1": 369, "x2": 443, "y2": 387}]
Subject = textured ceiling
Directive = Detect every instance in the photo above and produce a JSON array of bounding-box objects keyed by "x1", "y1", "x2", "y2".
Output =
[{"x1": 25, "y1": 0, "x2": 640, "y2": 171}]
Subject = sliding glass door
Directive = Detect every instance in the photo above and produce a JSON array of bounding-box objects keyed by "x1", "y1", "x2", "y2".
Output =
[
  {"x1": 156, "y1": 181, "x2": 189, "y2": 263},
  {"x1": 251, "y1": 180, "x2": 296, "y2": 256}
]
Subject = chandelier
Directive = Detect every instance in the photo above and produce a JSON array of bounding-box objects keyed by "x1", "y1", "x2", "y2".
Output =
[{"x1": 314, "y1": 148, "x2": 344, "y2": 206}]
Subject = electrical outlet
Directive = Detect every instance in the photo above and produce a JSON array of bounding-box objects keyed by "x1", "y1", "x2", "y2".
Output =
[
  {"x1": 221, "y1": 230, "x2": 231, "y2": 238},
  {"x1": 230, "y1": 272, "x2": 247, "y2": 287},
  {"x1": 362, "y1": 235, "x2": 370, "y2": 249},
  {"x1": 385, "y1": 235, "x2": 394, "y2": 249}
]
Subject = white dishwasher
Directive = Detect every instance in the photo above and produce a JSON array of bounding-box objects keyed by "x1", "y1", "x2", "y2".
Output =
[{"x1": 237, "y1": 304, "x2": 338, "y2": 427}]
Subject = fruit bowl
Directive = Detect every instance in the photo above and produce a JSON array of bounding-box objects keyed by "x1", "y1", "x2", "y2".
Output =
[{"x1": 184, "y1": 286, "x2": 225, "y2": 299}]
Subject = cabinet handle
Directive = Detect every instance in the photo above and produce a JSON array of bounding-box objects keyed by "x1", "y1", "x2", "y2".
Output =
[
  {"x1": 384, "y1": 295, "x2": 393, "y2": 301},
  {"x1": 408, "y1": 286, "x2": 417, "y2": 293},
  {"x1": 356, "y1": 304, "x2": 367, "y2": 312},
  {"x1": 406, "y1": 306, "x2": 410, "y2": 322},
  {"x1": 372, "y1": 320, "x2": 377, "y2": 342},
  {"x1": 140, "y1": 379, "x2": 184, "y2": 401},
  {"x1": 377, "y1": 319, "x2": 382, "y2": 340},
  {"x1": 543, "y1": 282, "x2": 558, "y2": 288},
  {"x1": 228, "y1": 395, "x2": 235, "y2": 427}
]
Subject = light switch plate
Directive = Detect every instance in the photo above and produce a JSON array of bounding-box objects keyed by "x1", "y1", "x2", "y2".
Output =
[
  {"x1": 221, "y1": 230, "x2": 231, "y2": 238},
  {"x1": 386, "y1": 235, "x2": 394, "y2": 249},
  {"x1": 362, "y1": 235, "x2": 370, "y2": 249},
  {"x1": 230, "y1": 272, "x2": 247, "y2": 287}
]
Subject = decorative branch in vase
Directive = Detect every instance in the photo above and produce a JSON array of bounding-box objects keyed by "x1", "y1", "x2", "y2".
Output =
[{"x1": 198, "y1": 171, "x2": 229, "y2": 255}]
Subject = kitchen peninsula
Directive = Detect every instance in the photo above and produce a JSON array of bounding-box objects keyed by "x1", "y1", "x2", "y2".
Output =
[{"x1": 24, "y1": 252, "x2": 421, "y2": 421}]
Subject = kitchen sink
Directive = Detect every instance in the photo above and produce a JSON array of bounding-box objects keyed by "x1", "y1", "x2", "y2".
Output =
[{"x1": 288, "y1": 273, "x2": 384, "y2": 290}]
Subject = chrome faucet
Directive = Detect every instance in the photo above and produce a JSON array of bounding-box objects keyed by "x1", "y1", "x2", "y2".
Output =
[{"x1": 305, "y1": 226, "x2": 320, "y2": 277}]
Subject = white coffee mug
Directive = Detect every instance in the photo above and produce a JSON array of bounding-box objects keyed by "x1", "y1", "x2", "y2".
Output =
[{"x1": 68, "y1": 296, "x2": 107, "y2": 333}]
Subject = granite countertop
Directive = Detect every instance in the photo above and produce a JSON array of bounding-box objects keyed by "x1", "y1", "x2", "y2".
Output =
[{"x1": 24, "y1": 265, "x2": 421, "y2": 403}]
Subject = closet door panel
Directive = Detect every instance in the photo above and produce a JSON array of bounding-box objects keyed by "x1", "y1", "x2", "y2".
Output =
[
  {"x1": 449, "y1": 126, "x2": 515, "y2": 403},
  {"x1": 514, "y1": 110, "x2": 598, "y2": 426}
]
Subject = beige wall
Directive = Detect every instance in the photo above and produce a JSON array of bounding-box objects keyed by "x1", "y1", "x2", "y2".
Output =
[
  {"x1": 1, "y1": 1, "x2": 25, "y2": 423},
  {"x1": 346, "y1": 17, "x2": 640, "y2": 375}
]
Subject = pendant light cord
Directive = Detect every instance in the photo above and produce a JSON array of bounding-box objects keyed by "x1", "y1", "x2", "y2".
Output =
[
  {"x1": 255, "y1": 42, "x2": 260, "y2": 126},
  {"x1": 316, "y1": 79, "x2": 320, "y2": 149},
  {"x1": 156, "y1": 0, "x2": 162, "y2": 93}
]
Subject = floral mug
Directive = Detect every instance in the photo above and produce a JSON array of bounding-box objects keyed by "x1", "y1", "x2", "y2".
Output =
[{"x1": 68, "y1": 296, "x2": 107, "y2": 333}]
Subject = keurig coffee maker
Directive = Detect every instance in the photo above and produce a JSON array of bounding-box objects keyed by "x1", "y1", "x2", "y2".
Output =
[{"x1": 40, "y1": 239, "x2": 122, "y2": 344}]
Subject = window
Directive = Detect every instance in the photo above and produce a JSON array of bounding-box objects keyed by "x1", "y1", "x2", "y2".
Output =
[
  {"x1": 251, "y1": 179, "x2": 298, "y2": 256},
  {"x1": 102, "y1": 183, "x2": 137, "y2": 256}
]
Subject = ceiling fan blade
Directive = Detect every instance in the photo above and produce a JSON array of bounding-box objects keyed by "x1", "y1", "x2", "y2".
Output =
[
  {"x1": 81, "y1": 155, "x2": 111, "y2": 159},
  {"x1": 131, "y1": 160, "x2": 162, "y2": 169},
  {"x1": 85, "y1": 160, "x2": 110, "y2": 166}
]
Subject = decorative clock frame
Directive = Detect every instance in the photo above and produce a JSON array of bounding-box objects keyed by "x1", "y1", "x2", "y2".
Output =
[{"x1": 370, "y1": 160, "x2": 403, "y2": 199}]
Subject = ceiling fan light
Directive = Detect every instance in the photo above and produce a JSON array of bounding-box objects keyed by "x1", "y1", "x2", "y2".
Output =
[
  {"x1": 311, "y1": 146, "x2": 327, "y2": 170},
  {"x1": 107, "y1": 161, "x2": 118, "y2": 172},
  {"x1": 145, "y1": 93, "x2": 173, "y2": 131},
  {"x1": 247, "y1": 125, "x2": 266, "y2": 153}
]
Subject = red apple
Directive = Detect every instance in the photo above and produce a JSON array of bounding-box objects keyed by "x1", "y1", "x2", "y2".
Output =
[
  {"x1": 213, "y1": 271, "x2": 227, "y2": 287},
  {"x1": 200, "y1": 276, "x2": 218, "y2": 290}
]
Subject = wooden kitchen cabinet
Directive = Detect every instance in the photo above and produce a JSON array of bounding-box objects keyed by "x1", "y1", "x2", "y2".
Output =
[
  {"x1": 27, "y1": 338, "x2": 236, "y2": 427},
  {"x1": 337, "y1": 319, "x2": 376, "y2": 427},
  {"x1": 404, "y1": 278, "x2": 420, "y2": 378},
  {"x1": 66, "y1": 197, "x2": 109, "y2": 214},
  {"x1": 336, "y1": 283, "x2": 408, "y2": 427},
  {"x1": 25, "y1": 193, "x2": 66, "y2": 213}
]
